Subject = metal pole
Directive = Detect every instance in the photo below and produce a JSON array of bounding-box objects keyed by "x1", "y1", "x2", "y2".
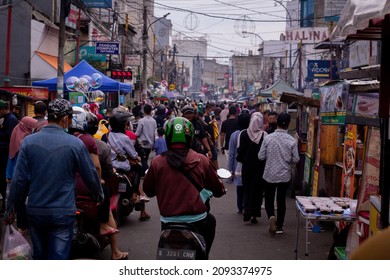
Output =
[
  {"x1": 57, "y1": 0, "x2": 66, "y2": 98},
  {"x1": 275, "y1": 0, "x2": 293, "y2": 85},
  {"x1": 4, "y1": 0, "x2": 12, "y2": 86},
  {"x1": 142, "y1": 5, "x2": 148, "y2": 97},
  {"x1": 75, "y1": 8, "x2": 81, "y2": 65}
]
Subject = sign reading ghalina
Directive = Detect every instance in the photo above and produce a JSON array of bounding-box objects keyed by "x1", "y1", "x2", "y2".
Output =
[{"x1": 286, "y1": 27, "x2": 329, "y2": 44}]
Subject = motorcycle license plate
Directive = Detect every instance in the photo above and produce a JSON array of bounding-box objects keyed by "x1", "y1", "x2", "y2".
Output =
[
  {"x1": 157, "y1": 248, "x2": 196, "y2": 260},
  {"x1": 118, "y1": 183, "x2": 127, "y2": 193}
]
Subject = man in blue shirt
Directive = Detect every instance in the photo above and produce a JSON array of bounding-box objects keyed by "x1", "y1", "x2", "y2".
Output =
[{"x1": 5, "y1": 99, "x2": 104, "y2": 260}]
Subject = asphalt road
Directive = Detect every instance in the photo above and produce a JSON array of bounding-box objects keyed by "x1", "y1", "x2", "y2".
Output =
[
  {"x1": 96, "y1": 152, "x2": 335, "y2": 260},
  {"x1": 0, "y1": 152, "x2": 335, "y2": 260}
]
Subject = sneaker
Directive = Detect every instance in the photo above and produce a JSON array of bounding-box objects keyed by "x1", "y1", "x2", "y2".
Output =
[
  {"x1": 276, "y1": 228, "x2": 284, "y2": 234},
  {"x1": 268, "y1": 216, "x2": 277, "y2": 235},
  {"x1": 139, "y1": 195, "x2": 150, "y2": 202}
]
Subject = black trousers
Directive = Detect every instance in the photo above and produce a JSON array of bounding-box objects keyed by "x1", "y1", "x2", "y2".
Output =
[{"x1": 264, "y1": 181, "x2": 290, "y2": 229}]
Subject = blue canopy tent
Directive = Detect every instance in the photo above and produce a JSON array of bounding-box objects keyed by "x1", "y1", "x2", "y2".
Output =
[{"x1": 32, "y1": 60, "x2": 132, "y2": 93}]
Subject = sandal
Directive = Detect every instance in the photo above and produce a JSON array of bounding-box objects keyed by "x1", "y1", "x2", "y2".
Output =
[
  {"x1": 112, "y1": 251, "x2": 128, "y2": 260},
  {"x1": 139, "y1": 214, "x2": 151, "y2": 221}
]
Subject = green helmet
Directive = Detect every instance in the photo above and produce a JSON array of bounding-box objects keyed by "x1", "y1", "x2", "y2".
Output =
[{"x1": 165, "y1": 117, "x2": 194, "y2": 147}]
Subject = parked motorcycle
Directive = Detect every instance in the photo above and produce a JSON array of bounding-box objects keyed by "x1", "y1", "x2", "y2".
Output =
[{"x1": 156, "y1": 168, "x2": 231, "y2": 260}]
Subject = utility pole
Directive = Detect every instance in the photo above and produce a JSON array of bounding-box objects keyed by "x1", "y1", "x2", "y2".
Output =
[
  {"x1": 57, "y1": 0, "x2": 66, "y2": 98},
  {"x1": 4, "y1": 0, "x2": 12, "y2": 86},
  {"x1": 142, "y1": 5, "x2": 148, "y2": 97},
  {"x1": 75, "y1": 7, "x2": 81, "y2": 64}
]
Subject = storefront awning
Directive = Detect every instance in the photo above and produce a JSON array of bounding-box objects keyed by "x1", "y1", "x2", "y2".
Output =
[
  {"x1": 36, "y1": 52, "x2": 72, "y2": 72},
  {"x1": 280, "y1": 92, "x2": 320, "y2": 108},
  {"x1": 330, "y1": 0, "x2": 390, "y2": 41}
]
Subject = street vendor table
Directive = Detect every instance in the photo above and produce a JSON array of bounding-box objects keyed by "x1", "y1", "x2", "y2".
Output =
[{"x1": 295, "y1": 196, "x2": 357, "y2": 259}]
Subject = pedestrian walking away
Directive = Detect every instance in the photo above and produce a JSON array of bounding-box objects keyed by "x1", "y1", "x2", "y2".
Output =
[{"x1": 258, "y1": 113, "x2": 300, "y2": 235}]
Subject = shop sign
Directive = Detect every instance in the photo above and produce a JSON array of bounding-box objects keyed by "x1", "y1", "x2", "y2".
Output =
[
  {"x1": 96, "y1": 42, "x2": 119, "y2": 55},
  {"x1": 0, "y1": 86, "x2": 49, "y2": 100},
  {"x1": 346, "y1": 92, "x2": 380, "y2": 127},
  {"x1": 82, "y1": 0, "x2": 112, "y2": 8},
  {"x1": 286, "y1": 27, "x2": 329, "y2": 44},
  {"x1": 80, "y1": 46, "x2": 106, "y2": 63},
  {"x1": 307, "y1": 60, "x2": 338, "y2": 80},
  {"x1": 320, "y1": 82, "x2": 348, "y2": 125}
]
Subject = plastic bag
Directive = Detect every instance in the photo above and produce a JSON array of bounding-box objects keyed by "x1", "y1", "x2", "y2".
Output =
[{"x1": 2, "y1": 225, "x2": 32, "y2": 260}]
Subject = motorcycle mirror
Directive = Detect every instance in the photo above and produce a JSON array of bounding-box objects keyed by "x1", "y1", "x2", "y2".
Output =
[{"x1": 217, "y1": 168, "x2": 232, "y2": 179}]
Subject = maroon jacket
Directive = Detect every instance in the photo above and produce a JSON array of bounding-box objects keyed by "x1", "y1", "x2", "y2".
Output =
[{"x1": 143, "y1": 149, "x2": 225, "y2": 217}]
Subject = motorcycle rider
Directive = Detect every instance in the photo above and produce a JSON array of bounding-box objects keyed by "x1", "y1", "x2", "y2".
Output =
[
  {"x1": 143, "y1": 117, "x2": 226, "y2": 258},
  {"x1": 108, "y1": 111, "x2": 150, "y2": 221},
  {"x1": 84, "y1": 111, "x2": 128, "y2": 260}
]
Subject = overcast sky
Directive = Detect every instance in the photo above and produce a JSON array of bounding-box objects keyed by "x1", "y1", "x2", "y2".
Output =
[{"x1": 154, "y1": 0, "x2": 289, "y2": 63}]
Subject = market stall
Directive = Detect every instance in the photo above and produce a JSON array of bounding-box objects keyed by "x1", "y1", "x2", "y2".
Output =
[
  {"x1": 295, "y1": 196, "x2": 357, "y2": 259},
  {"x1": 32, "y1": 60, "x2": 132, "y2": 108}
]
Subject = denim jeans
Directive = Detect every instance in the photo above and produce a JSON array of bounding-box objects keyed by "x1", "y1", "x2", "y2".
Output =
[
  {"x1": 141, "y1": 148, "x2": 151, "y2": 173},
  {"x1": 28, "y1": 214, "x2": 75, "y2": 260}
]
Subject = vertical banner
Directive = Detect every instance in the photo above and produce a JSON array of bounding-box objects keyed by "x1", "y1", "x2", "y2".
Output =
[
  {"x1": 357, "y1": 128, "x2": 380, "y2": 212},
  {"x1": 311, "y1": 164, "x2": 320, "y2": 196},
  {"x1": 340, "y1": 124, "x2": 357, "y2": 198}
]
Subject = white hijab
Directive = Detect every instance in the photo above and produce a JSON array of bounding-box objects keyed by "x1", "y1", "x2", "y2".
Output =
[{"x1": 247, "y1": 112, "x2": 267, "y2": 144}]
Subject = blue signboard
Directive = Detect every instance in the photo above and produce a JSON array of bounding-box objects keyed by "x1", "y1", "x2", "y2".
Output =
[
  {"x1": 96, "y1": 42, "x2": 120, "y2": 55},
  {"x1": 82, "y1": 0, "x2": 112, "y2": 8},
  {"x1": 307, "y1": 60, "x2": 338, "y2": 80}
]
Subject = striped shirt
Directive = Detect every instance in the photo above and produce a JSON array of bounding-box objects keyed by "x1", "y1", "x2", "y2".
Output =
[{"x1": 258, "y1": 129, "x2": 300, "y2": 183}]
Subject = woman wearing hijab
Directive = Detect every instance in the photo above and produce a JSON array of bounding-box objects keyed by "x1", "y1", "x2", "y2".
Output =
[
  {"x1": 236, "y1": 112, "x2": 267, "y2": 224},
  {"x1": 6, "y1": 116, "x2": 38, "y2": 233}
]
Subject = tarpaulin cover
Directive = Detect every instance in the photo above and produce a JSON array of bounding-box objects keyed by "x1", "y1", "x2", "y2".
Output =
[{"x1": 32, "y1": 60, "x2": 132, "y2": 92}]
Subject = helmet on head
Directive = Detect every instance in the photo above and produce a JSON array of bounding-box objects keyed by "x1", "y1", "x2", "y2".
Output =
[
  {"x1": 165, "y1": 117, "x2": 194, "y2": 148},
  {"x1": 85, "y1": 112, "x2": 99, "y2": 135},
  {"x1": 70, "y1": 106, "x2": 87, "y2": 131},
  {"x1": 156, "y1": 104, "x2": 166, "y2": 115},
  {"x1": 109, "y1": 111, "x2": 132, "y2": 133}
]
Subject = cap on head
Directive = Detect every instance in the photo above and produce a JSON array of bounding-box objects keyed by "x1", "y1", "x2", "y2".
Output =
[
  {"x1": 181, "y1": 105, "x2": 195, "y2": 115},
  {"x1": 48, "y1": 98, "x2": 73, "y2": 119}
]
